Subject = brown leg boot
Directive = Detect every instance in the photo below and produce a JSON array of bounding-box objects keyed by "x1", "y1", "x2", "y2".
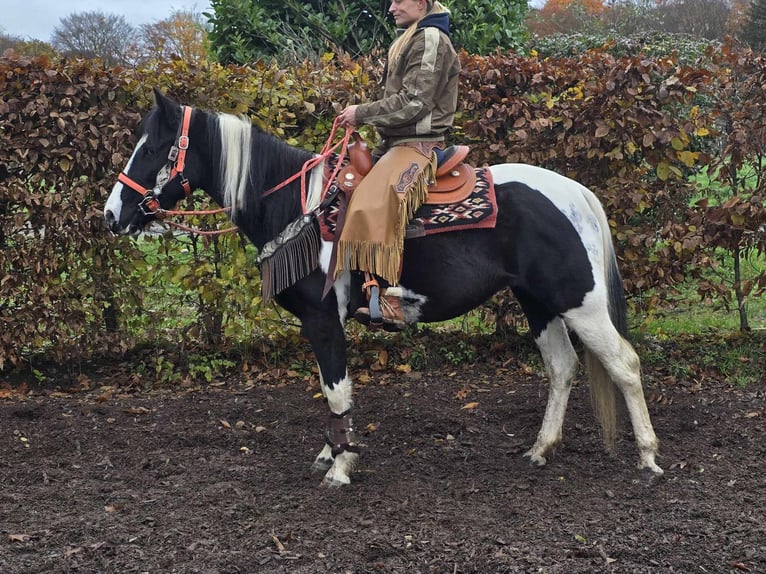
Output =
[
  {"x1": 354, "y1": 276, "x2": 407, "y2": 332},
  {"x1": 378, "y1": 289, "x2": 406, "y2": 332}
]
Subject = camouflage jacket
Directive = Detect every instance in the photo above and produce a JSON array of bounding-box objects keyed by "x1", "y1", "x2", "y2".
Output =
[{"x1": 355, "y1": 11, "x2": 460, "y2": 150}]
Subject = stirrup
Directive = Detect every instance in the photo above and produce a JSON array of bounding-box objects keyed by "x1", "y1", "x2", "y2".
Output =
[{"x1": 355, "y1": 274, "x2": 384, "y2": 328}]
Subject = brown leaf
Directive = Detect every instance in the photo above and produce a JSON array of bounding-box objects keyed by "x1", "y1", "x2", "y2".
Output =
[
  {"x1": 357, "y1": 373, "x2": 371, "y2": 384},
  {"x1": 454, "y1": 386, "x2": 471, "y2": 400},
  {"x1": 272, "y1": 535, "x2": 286, "y2": 553}
]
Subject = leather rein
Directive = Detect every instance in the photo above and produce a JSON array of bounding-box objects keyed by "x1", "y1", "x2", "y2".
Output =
[{"x1": 118, "y1": 105, "x2": 352, "y2": 236}]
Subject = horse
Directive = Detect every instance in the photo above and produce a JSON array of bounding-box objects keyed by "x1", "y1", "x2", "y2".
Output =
[{"x1": 104, "y1": 89, "x2": 662, "y2": 486}]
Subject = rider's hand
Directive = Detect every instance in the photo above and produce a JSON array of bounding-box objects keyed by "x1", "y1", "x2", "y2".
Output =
[{"x1": 338, "y1": 105, "x2": 359, "y2": 128}]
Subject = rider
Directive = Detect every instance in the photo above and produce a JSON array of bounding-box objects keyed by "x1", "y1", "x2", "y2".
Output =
[{"x1": 336, "y1": 0, "x2": 461, "y2": 332}]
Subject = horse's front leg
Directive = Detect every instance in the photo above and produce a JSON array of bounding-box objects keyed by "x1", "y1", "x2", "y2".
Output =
[{"x1": 301, "y1": 311, "x2": 360, "y2": 487}]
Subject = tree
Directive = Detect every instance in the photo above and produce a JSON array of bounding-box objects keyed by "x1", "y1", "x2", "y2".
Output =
[
  {"x1": 51, "y1": 11, "x2": 135, "y2": 66},
  {"x1": 0, "y1": 31, "x2": 56, "y2": 58},
  {"x1": 726, "y1": 0, "x2": 752, "y2": 38},
  {"x1": 205, "y1": 0, "x2": 529, "y2": 64},
  {"x1": 655, "y1": 0, "x2": 733, "y2": 41},
  {"x1": 529, "y1": 0, "x2": 607, "y2": 35},
  {"x1": 742, "y1": 0, "x2": 766, "y2": 50},
  {"x1": 138, "y1": 10, "x2": 210, "y2": 65},
  {"x1": 530, "y1": 0, "x2": 743, "y2": 41},
  {"x1": 206, "y1": 0, "x2": 393, "y2": 64},
  {"x1": 450, "y1": 0, "x2": 528, "y2": 54},
  {"x1": 697, "y1": 45, "x2": 766, "y2": 330}
]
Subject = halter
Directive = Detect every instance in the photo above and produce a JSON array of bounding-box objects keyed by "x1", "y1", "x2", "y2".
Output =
[
  {"x1": 117, "y1": 105, "x2": 352, "y2": 236},
  {"x1": 117, "y1": 105, "x2": 194, "y2": 219}
]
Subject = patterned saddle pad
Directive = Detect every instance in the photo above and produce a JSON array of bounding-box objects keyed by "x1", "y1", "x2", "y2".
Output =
[{"x1": 320, "y1": 165, "x2": 497, "y2": 241}]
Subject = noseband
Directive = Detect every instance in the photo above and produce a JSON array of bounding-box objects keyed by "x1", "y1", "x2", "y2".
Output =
[{"x1": 117, "y1": 105, "x2": 194, "y2": 218}]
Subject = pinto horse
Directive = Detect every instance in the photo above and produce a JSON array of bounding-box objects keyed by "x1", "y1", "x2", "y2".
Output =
[{"x1": 104, "y1": 90, "x2": 662, "y2": 485}]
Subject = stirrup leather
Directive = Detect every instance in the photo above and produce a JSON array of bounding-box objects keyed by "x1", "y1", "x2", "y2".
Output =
[{"x1": 361, "y1": 273, "x2": 383, "y2": 326}]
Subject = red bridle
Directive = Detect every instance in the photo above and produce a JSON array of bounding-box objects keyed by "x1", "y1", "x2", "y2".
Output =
[
  {"x1": 117, "y1": 105, "x2": 194, "y2": 219},
  {"x1": 115, "y1": 106, "x2": 353, "y2": 235}
]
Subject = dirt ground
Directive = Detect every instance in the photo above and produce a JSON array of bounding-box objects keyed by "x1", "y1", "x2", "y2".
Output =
[{"x1": 1, "y1": 342, "x2": 765, "y2": 574}]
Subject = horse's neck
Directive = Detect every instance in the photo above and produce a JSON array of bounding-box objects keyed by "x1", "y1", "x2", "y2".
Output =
[{"x1": 217, "y1": 126, "x2": 314, "y2": 249}]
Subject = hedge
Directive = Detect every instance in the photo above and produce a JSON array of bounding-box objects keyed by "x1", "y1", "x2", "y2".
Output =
[{"x1": 1, "y1": 46, "x2": 764, "y2": 370}]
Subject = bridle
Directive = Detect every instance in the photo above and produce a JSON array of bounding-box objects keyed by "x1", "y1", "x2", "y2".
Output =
[
  {"x1": 116, "y1": 104, "x2": 353, "y2": 235},
  {"x1": 117, "y1": 105, "x2": 194, "y2": 219}
]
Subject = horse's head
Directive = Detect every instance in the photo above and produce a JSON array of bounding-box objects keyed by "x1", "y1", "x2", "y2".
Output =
[{"x1": 104, "y1": 89, "x2": 200, "y2": 235}]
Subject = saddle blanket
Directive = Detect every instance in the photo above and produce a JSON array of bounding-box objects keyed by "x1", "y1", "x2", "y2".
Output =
[{"x1": 320, "y1": 166, "x2": 497, "y2": 242}]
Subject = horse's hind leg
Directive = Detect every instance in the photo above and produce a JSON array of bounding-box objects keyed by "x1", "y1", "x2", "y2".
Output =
[
  {"x1": 524, "y1": 315, "x2": 580, "y2": 466},
  {"x1": 301, "y1": 311, "x2": 360, "y2": 486},
  {"x1": 564, "y1": 303, "x2": 662, "y2": 475}
]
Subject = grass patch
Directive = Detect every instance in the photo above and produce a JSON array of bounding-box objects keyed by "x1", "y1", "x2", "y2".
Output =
[{"x1": 635, "y1": 247, "x2": 766, "y2": 336}]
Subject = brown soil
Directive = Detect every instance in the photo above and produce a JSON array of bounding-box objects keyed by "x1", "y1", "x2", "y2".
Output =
[{"x1": 1, "y1": 347, "x2": 765, "y2": 573}]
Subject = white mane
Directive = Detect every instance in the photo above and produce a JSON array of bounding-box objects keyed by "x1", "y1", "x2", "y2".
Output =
[{"x1": 216, "y1": 112, "x2": 252, "y2": 217}]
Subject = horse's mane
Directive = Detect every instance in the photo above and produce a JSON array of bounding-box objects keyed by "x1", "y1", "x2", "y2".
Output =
[
  {"x1": 214, "y1": 113, "x2": 253, "y2": 216},
  {"x1": 211, "y1": 113, "x2": 314, "y2": 224}
]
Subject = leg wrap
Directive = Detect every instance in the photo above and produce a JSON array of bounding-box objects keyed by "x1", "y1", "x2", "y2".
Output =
[{"x1": 325, "y1": 410, "x2": 361, "y2": 456}]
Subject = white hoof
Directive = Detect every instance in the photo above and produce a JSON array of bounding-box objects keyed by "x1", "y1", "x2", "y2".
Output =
[
  {"x1": 318, "y1": 451, "x2": 358, "y2": 486},
  {"x1": 639, "y1": 461, "x2": 664, "y2": 477},
  {"x1": 320, "y1": 476, "x2": 350, "y2": 488},
  {"x1": 524, "y1": 449, "x2": 548, "y2": 467},
  {"x1": 320, "y1": 466, "x2": 351, "y2": 487},
  {"x1": 638, "y1": 450, "x2": 664, "y2": 476}
]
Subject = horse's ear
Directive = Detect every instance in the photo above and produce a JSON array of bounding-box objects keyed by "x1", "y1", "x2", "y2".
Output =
[{"x1": 153, "y1": 88, "x2": 180, "y2": 122}]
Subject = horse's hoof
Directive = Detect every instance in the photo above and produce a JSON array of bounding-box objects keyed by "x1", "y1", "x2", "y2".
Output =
[
  {"x1": 524, "y1": 449, "x2": 548, "y2": 467},
  {"x1": 638, "y1": 453, "x2": 664, "y2": 476},
  {"x1": 320, "y1": 476, "x2": 350, "y2": 488},
  {"x1": 311, "y1": 458, "x2": 333, "y2": 474},
  {"x1": 638, "y1": 464, "x2": 664, "y2": 483}
]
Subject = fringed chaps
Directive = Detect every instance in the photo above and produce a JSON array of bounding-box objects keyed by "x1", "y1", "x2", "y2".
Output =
[{"x1": 333, "y1": 144, "x2": 436, "y2": 285}]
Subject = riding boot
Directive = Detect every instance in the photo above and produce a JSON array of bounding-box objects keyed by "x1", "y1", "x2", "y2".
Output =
[
  {"x1": 354, "y1": 275, "x2": 407, "y2": 332},
  {"x1": 378, "y1": 289, "x2": 407, "y2": 332}
]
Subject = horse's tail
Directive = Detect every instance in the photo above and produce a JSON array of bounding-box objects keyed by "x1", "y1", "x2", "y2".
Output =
[{"x1": 578, "y1": 185, "x2": 630, "y2": 452}]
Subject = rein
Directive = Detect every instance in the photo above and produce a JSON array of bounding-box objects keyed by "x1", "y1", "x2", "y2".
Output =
[{"x1": 262, "y1": 116, "x2": 353, "y2": 213}]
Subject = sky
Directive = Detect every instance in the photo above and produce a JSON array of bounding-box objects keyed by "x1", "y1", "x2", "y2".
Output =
[{"x1": 2, "y1": 0, "x2": 213, "y2": 42}]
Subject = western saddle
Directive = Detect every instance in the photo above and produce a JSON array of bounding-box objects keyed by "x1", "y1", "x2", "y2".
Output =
[{"x1": 334, "y1": 134, "x2": 474, "y2": 206}]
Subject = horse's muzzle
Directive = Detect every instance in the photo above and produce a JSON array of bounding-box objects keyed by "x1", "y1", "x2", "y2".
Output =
[
  {"x1": 104, "y1": 209, "x2": 119, "y2": 233},
  {"x1": 104, "y1": 209, "x2": 137, "y2": 235}
]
